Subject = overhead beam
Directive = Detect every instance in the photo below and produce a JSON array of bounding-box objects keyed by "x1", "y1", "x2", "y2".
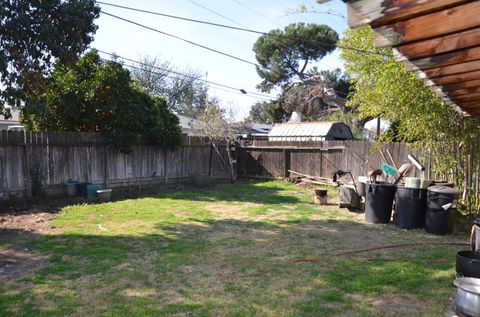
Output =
[
  {"x1": 423, "y1": 60, "x2": 480, "y2": 78},
  {"x1": 373, "y1": 1, "x2": 480, "y2": 47},
  {"x1": 396, "y1": 27, "x2": 480, "y2": 60},
  {"x1": 426, "y1": 70, "x2": 480, "y2": 86},
  {"x1": 442, "y1": 79, "x2": 480, "y2": 91},
  {"x1": 409, "y1": 46, "x2": 480, "y2": 70},
  {"x1": 346, "y1": 0, "x2": 470, "y2": 28},
  {"x1": 449, "y1": 87, "x2": 480, "y2": 97}
]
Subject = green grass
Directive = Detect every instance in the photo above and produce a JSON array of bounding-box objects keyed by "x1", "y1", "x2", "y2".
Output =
[{"x1": 0, "y1": 180, "x2": 464, "y2": 316}]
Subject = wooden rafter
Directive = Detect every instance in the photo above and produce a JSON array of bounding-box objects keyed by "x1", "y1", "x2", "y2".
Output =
[{"x1": 344, "y1": 0, "x2": 480, "y2": 116}]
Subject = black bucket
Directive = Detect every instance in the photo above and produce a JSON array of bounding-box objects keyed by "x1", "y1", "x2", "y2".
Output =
[
  {"x1": 393, "y1": 187, "x2": 427, "y2": 230},
  {"x1": 425, "y1": 208, "x2": 455, "y2": 235},
  {"x1": 365, "y1": 183, "x2": 397, "y2": 224},
  {"x1": 456, "y1": 251, "x2": 480, "y2": 278},
  {"x1": 75, "y1": 183, "x2": 91, "y2": 197}
]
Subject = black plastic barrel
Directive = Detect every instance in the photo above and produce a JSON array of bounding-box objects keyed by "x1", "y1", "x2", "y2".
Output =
[
  {"x1": 394, "y1": 187, "x2": 427, "y2": 229},
  {"x1": 365, "y1": 183, "x2": 397, "y2": 224},
  {"x1": 425, "y1": 208, "x2": 455, "y2": 235},
  {"x1": 427, "y1": 185, "x2": 460, "y2": 209}
]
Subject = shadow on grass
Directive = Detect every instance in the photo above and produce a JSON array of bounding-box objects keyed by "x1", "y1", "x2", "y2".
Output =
[{"x1": 0, "y1": 216, "x2": 461, "y2": 317}]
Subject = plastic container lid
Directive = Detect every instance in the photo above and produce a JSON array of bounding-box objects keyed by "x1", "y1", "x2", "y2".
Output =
[{"x1": 427, "y1": 185, "x2": 460, "y2": 195}]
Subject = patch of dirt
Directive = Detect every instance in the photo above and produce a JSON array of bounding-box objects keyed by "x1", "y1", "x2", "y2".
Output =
[
  {"x1": 0, "y1": 210, "x2": 57, "y2": 234},
  {"x1": 371, "y1": 295, "x2": 426, "y2": 316},
  {"x1": 0, "y1": 249, "x2": 46, "y2": 281}
]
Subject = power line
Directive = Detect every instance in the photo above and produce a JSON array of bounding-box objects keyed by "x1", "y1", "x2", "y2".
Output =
[
  {"x1": 231, "y1": 0, "x2": 281, "y2": 27},
  {"x1": 97, "y1": 1, "x2": 264, "y2": 35},
  {"x1": 94, "y1": 49, "x2": 275, "y2": 100},
  {"x1": 185, "y1": 0, "x2": 246, "y2": 27},
  {"x1": 99, "y1": 3, "x2": 385, "y2": 57},
  {"x1": 101, "y1": 11, "x2": 257, "y2": 66}
]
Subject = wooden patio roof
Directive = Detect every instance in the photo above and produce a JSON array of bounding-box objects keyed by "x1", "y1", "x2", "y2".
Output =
[{"x1": 343, "y1": 0, "x2": 480, "y2": 116}]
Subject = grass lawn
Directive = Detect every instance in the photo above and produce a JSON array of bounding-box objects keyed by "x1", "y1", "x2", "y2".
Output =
[{"x1": 0, "y1": 180, "x2": 467, "y2": 316}]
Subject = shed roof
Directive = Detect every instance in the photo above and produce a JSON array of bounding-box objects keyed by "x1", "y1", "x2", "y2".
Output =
[
  {"x1": 343, "y1": 0, "x2": 480, "y2": 116},
  {"x1": 269, "y1": 121, "x2": 340, "y2": 137}
]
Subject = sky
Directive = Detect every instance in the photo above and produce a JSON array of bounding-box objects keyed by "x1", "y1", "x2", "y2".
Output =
[{"x1": 91, "y1": 0, "x2": 349, "y2": 121}]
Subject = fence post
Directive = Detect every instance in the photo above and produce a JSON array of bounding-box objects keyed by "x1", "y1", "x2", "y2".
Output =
[
  {"x1": 103, "y1": 144, "x2": 109, "y2": 188},
  {"x1": 164, "y1": 148, "x2": 168, "y2": 184},
  {"x1": 208, "y1": 144, "x2": 214, "y2": 178},
  {"x1": 283, "y1": 149, "x2": 290, "y2": 178},
  {"x1": 23, "y1": 131, "x2": 32, "y2": 198}
]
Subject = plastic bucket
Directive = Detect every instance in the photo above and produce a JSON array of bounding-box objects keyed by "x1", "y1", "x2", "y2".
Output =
[
  {"x1": 365, "y1": 183, "x2": 397, "y2": 224},
  {"x1": 87, "y1": 184, "x2": 101, "y2": 201},
  {"x1": 76, "y1": 183, "x2": 91, "y2": 197},
  {"x1": 393, "y1": 187, "x2": 427, "y2": 229},
  {"x1": 65, "y1": 180, "x2": 79, "y2": 196},
  {"x1": 425, "y1": 208, "x2": 455, "y2": 235},
  {"x1": 405, "y1": 177, "x2": 421, "y2": 188}
]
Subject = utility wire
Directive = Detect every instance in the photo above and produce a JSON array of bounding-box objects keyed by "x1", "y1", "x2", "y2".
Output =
[
  {"x1": 231, "y1": 0, "x2": 281, "y2": 27},
  {"x1": 101, "y1": 11, "x2": 257, "y2": 66},
  {"x1": 98, "y1": 3, "x2": 385, "y2": 57},
  {"x1": 95, "y1": 49, "x2": 274, "y2": 99},
  {"x1": 97, "y1": 1, "x2": 264, "y2": 35},
  {"x1": 185, "y1": 0, "x2": 246, "y2": 27}
]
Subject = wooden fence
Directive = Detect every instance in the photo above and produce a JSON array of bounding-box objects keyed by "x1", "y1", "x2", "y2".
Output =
[
  {"x1": 236, "y1": 139, "x2": 428, "y2": 181},
  {"x1": 0, "y1": 131, "x2": 228, "y2": 199}
]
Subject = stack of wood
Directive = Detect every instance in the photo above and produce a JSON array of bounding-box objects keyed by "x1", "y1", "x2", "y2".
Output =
[{"x1": 287, "y1": 170, "x2": 337, "y2": 186}]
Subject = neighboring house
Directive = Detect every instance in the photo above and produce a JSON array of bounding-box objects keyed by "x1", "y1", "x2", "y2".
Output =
[
  {"x1": 268, "y1": 121, "x2": 353, "y2": 141},
  {"x1": 230, "y1": 122, "x2": 272, "y2": 140},
  {"x1": 0, "y1": 109, "x2": 23, "y2": 131},
  {"x1": 177, "y1": 114, "x2": 205, "y2": 136}
]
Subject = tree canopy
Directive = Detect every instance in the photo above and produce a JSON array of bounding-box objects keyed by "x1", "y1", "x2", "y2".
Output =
[
  {"x1": 253, "y1": 23, "x2": 338, "y2": 92},
  {"x1": 131, "y1": 56, "x2": 209, "y2": 119},
  {"x1": 21, "y1": 51, "x2": 182, "y2": 153},
  {"x1": 0, "y1": 0, "x2": 100, "y2": 117}
]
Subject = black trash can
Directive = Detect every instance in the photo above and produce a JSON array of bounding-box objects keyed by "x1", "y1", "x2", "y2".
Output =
[
  {"x1": 427, "y1": 185, "x2": 460, "y2": 210},
  {"x1": 394, "y1": 187, "x2": 427, "y2": 229},
  {"x1": 365, "y1": 183, "x2": 397, "y2": 224},
  {"x1": 425, "y1": 208, "x2": 455, "y2": 235},
  {"x1": 425, "y1": 186, "x2": 460, "y2": 235}
]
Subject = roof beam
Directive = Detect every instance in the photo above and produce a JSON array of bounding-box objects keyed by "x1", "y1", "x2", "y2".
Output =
[
  {"x1": 373, "y1": 1, "x2": 480, "y2": 47},
  {"x1": 426, "y1": 70, "x2": 480, "y2": 86},
  {"x1": 423, "y1": 60, "x2": 480, "y2": 78},
  {"x1": 449, "y1": 87, "x2": 480, "y2": 97},
  {"x1": 409, "y1": 46, "x2": 480, "y2": 70},
  {"x1": 442, "y1": 79, "x2": 480, "y2": 91},
  {"x1": 396, "y1": 27, "x2": 480, "y2": 60},
  {"x1": 346, "y1": 0, "x2": 470, "y2": 28}
]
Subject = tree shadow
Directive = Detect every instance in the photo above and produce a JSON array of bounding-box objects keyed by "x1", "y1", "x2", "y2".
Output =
[{"x1": 0, "y1": 215, "x2": 462, "y2": 316}]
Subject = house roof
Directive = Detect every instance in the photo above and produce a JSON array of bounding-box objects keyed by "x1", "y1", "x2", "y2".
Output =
[
  {"x1": 230, "y1": 122, "x2": 272, "y2": 135},
  {"x1": 0, "y1": 109, "x2": 20, "y2": 124},
  {"x1": 268, "y1": 121, "x2": 347, "y2": 137},
  {"x1": 177, "y1": 114, "x2": 205, "y2": 136},
  {"x1": 343, "y1": 0, "x2": 480, "y2": 116}
]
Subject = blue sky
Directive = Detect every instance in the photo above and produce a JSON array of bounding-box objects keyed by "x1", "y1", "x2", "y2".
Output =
[{"x1": 91, "y1": 0, "x2": 348, "y2": 120}]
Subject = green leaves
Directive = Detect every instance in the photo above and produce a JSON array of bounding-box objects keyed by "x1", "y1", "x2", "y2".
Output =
[
  {"x1": 22, "y1": 51, "x2": 182, "y2": 153},
  {"x1": 0, "y1": 0, "x2": 100, "y2": 114},
  {"x1": 253, "y1": 23, "x2": 338, "y2": 92}
]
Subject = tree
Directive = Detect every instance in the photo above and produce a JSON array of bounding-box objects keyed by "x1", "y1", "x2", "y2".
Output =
[
  {"x1": 247, "y1": 101, "x2": 287, "y2": 124},
  {"x1": 131, "y1": 56, "x2": 209, "y2": 119},
  {"x1": 338, "y1": 26, "x2": 455, "y2": 143},
  {"x1": 253, "y1": 23, "x2": 338, "y2": 92},
  {"x1": 0, "y1": 0, "x2": 100, "y2": 116},
  {"x1": 199, "y1": 102, "x2": 236, "y2": 183},
  {"x1": 21, "y1": 51, "x2": 182, "y2": 153}
]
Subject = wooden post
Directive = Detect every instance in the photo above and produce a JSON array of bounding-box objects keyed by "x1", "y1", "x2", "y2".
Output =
[
  {"x1": 164, "y1": 148, "x2": 168, "y2": 184},
  {"x1": 208, "y1": 144, "x2": 214, "y2": 178},
  {"x1": 103, "y1": 145, "x2": 109, "y2": 188},
  {"x1": 283, "y1": 149, "x2": 290, "y2": 178},
  {"x1": 23, "y1": 131, "x2": 32, "y2": 198}
]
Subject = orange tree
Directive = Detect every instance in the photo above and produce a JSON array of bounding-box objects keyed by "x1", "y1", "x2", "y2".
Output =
[{"x1": 21, "y1": 51, "x2": 182, "y2": 153}]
